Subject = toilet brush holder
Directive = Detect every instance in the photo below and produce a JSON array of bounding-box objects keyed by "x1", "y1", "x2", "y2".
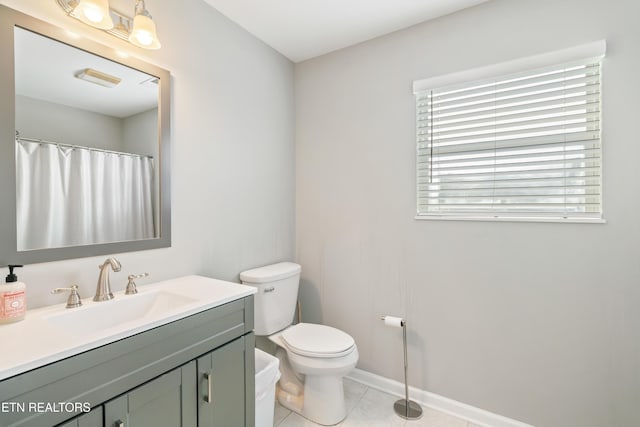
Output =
[{"x1": 381, "y1": 316, "x2": 423, "y2": 420}]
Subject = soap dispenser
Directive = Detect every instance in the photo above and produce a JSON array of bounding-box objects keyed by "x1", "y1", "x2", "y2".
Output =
[{"x1": 0, "y1": 265, "x2": 26, "y2": 324}]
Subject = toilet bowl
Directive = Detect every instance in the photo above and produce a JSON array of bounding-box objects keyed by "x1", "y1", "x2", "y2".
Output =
[{"x1": 240, "y1": 262, "x2": 359, "y2": 426}]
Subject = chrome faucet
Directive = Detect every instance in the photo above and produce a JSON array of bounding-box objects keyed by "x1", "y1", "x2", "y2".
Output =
[{"x1": 93, "y1": 257, "x2": 121, "y2": 301}]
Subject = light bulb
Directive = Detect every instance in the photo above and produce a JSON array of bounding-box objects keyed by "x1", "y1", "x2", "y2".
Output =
[
  {"x1": 82, "y1": 4, "x2": 104, "y2": 23},
  {"x1": 134, "y1": 30, "x2": 153, "y2": 46},
  {"x1": 72, "y1": 0, "x2": 114, "y2": 30}
]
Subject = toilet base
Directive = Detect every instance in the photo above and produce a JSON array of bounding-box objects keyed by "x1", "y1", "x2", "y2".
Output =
[
  {"x1": 277, "y1": 375, "x2": 347, "y2": 426},
  {"x1": 302, "y1": 375, "x2": 347, "y2": 425},
  {"x1": 277, "y1": 383, "x2": 303, "y2": 413}
]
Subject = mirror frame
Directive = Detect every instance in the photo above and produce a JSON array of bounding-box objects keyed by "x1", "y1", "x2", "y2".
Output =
[{"x1": 0, "y1": 5, "x2": 171, "y2": 265}]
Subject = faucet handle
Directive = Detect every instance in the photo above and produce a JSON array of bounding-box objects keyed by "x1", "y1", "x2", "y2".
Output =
[
  {"x1": 125, "y1": 273, "x2": 149, "y2": 295},
  {"x1": 52, "y1": 285, "x2": 83, "y2": 309}
]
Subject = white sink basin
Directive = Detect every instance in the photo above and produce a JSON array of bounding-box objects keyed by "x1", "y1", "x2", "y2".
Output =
[
  {"x1": 0, "y1": 275, "x2": 257, "y2": 381},
  {"x1": 44, "y1": 290, "x2": 197, "y2": 337}
]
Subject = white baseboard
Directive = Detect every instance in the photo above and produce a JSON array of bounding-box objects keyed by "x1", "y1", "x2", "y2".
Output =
[{"x1": 346, "y1": 368, "x2": 535, "y2": 427}]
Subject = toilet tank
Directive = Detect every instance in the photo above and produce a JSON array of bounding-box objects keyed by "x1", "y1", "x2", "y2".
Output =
[{"x1": 240, "y1": 262, "x2": 301, "y2": 336}]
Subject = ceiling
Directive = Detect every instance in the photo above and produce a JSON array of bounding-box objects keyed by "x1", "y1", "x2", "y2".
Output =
[
  {"x1": 202, "y1": 0, "x2": 490, "y2": 62},
  {"x1": 15, "y1": 27, "x2": 158, "y2": 118}
]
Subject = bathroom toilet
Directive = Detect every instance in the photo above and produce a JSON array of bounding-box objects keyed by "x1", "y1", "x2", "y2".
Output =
[{"x1": 240, "y1": 262, "x2": 358, "y2": 426}]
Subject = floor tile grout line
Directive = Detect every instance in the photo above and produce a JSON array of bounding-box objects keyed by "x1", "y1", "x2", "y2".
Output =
[
  {"x1": 346, "y1": 384, "x2": 370, "y2": 419},
  {"x1": 341, "y1": 383, "x2": 374, "y2": 426},
  {"x1": 275, "y1": 406, "x2": 292, "y2": 426}
]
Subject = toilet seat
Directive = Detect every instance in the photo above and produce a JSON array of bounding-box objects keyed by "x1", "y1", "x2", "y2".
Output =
[{"x1": 281, "y1": 323, "x2": 355, "y2": 358}]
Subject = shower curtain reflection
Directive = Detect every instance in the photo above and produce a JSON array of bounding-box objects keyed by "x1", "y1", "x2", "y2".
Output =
[{"x1": 16, "y1": 139, "x2": 155, "y2": 251}]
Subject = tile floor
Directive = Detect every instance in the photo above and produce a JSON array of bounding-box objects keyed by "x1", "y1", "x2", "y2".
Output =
[{"x1": 273, "y1": 379, "x2": 483, "y2": 427}]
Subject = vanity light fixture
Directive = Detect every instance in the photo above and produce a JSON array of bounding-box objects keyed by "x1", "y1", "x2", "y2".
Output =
[
  {"x1": 75, "y1": 68, "x2": 122, "y2": 88},
  {"x1": 56, "y1": 0, "x2": 162, "y2": 50}
]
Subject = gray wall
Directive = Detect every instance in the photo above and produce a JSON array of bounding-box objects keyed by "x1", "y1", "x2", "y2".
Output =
[
  {"x1": 123, "y1": 108, "x2": 158, "y2": 157},
  {"x1": 123, "y1": 108, "x2": 160, "y2": 234},
  {"x1": 295, "y1": 0, "x2": 640, "y2": 426},
  {"x1": 16, "y1": 94, "x2": 124, "y2": 151},
  {"x1": 16, "y1": 96, "x2": 159, "y2": 156},
  {"x1": 2, "y1": 0, "x2": 295, "y2": 309}
]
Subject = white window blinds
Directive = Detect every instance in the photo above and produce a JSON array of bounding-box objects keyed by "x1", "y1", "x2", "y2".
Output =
[{"x1": 414, "y1": 46, "x2": 604, "y2": 221}]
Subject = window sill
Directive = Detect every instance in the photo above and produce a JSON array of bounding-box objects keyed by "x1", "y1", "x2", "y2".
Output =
[{"x1": 414, "y1": 215, "x2": 606, "y2": 224}]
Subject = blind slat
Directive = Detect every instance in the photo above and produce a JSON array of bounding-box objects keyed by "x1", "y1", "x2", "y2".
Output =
[
  {"x1": 429, "y1": 121, "x2": 600, "y2": 146},
  {"x1": 418, "y1": 131, "x2": 599, "y2": 154},
  {"x1": 417, "y1": 167, "x2": 601, "y2": 184},
  {"x1": 423, "y1": 148, "x2": 601, "y2": 169},
  {"x1": 418, "y1": 177, "x2": 601, "y2": 191},
  {"x1": 419, "y1": 94, "x2": 600, "y2": 123},
  {"x1": 428, "y1": 65, "x2": 599, "y2": 102},
  {"x1": 419, "y1": 187, "x2": 600, "y2": 197},
  {"x1": 423, "y1": 105, "x2": 600, "y2": 134},
  {"x1": 422, "y1": 90, "x2": 600, "y2": 119},
  {"x1": 419, "y1": 138, "x2": 600, "y2": 157},
  {"x1": 430, "y1": 76, "x2": 600, "y2": 109},
  {"x1": 428, "y1": 111, "x2": 600, "y2": 139},
  {"x1": 420, "y1": 158, "x2": 601, "y2": 176}
]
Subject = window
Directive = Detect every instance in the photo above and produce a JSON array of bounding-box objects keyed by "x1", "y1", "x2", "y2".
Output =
[{"x1": 414, "y1": 42, "x2": 605, "y2": 222}]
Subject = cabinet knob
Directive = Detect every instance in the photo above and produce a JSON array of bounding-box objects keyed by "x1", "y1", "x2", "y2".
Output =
[
  {"x1": 204, "y1": 371, "x2": 213, "y2": 404},
  {"x1": 115, "y1": 421, "x2": 125, "y2": 427}
]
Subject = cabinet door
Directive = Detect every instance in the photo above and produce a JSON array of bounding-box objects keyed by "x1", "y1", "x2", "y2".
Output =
[
  {"x1": 56, "y1": 407, "x2": 103, "y2": 427},
  {"x1": 197, "y1": 338, "x2": 246, "y2": 427},
  {"x1": 104, "y1": 361, "x2": 197, "y2": 427}
]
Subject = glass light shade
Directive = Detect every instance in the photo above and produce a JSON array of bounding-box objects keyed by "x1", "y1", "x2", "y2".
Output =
[
  {"x1": 72, "y1": 0, "x2": 114, "y2": 30},
  {"x1": 128, "y1": 14, "x2": 161, "y2": 50}
]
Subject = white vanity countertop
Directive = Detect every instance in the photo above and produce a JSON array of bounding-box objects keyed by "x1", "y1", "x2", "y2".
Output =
[{"x1": 0, "y1": 275, "x2": 256, "y2": 381}]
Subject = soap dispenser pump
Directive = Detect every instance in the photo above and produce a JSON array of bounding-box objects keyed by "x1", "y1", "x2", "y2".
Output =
[{"x1": 0, "y1": 265, "x2": 26, "y2": 324}]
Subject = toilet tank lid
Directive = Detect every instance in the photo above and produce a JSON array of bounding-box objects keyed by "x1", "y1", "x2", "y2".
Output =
[{"x1": 240, "y1": 262, "x2": 301, "y2": 283}]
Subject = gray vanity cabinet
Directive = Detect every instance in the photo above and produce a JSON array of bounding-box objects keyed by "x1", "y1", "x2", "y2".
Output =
[
  {"x1": 197, "y1": 338, "x2": 247, "y2": 427},
  {"x1": 56, "y1": 408, "x2": 103, "y2": 427},
  {"x1": 0, "y1": 296, "x2": 255, "y2": 427},
  {"x1": 104, "y1": 361, "x2": 197, "y2": 427}
]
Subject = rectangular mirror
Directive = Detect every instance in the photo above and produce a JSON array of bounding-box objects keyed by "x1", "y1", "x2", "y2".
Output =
[{"x1": 0, "y1": 5, "x2": 171, "y2": 265}]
